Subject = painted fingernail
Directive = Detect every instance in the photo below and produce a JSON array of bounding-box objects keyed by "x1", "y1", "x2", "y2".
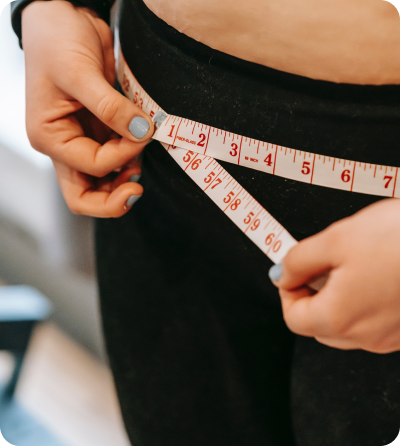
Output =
[
  {"x1": 269, "y1": 263, "x2": 282, "y2": 283},
  {"x1": 129, "y1": 174, "x2": 141, "y2": 183},
  {"x1": 126, "y1": 195, "x2": 141, "y2": 207},
  {"x1": 129, "y1": 116, "x2": 150, "y2": 139}
]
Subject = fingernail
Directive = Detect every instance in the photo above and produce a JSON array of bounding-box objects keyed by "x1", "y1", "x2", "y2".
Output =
[
  {"x1": 126, "y1": 195, "x2": 141, "y2": 207},
  {"x1": 129, "y1": 116, "x2": 150, "y2": 139},
  {"x1": 152, "y1": 110, "x2": 168, "y2": 128},
  {"x1": 129, "y1": 174, "x2": 141, "y2": 183},
  {"x1": 269, "y1": 263, "x2": 282, "y2": 283}
]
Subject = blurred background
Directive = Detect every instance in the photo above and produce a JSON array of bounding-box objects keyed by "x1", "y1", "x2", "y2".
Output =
[{"x1": 0, "y1": 2, "x2": 130, "y2": 445}]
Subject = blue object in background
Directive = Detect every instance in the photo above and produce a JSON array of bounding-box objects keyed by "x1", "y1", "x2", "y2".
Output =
[
  {"x1": 0, "y1": 392, "x2": 67, "y2": 446},
  {"x1": 0, "y1": 286, "x2": 65, "y2": 445},
  {"x1": 0, "y1": 286, "x2": 52, "y2": 322},
  {"x1": 0, "y1": 286, "x2": 52, "y2": 400}
]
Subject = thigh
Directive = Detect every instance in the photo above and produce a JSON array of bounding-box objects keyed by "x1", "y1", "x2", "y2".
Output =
[
  {"x1": 95, "y1": 142, "x2": 297, "y2": 446},
  {"x1": 292, "y1": 336, "x2": 400, "y2": 446}
]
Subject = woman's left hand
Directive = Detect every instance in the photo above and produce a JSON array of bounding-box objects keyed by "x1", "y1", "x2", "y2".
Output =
[{"x1": 272, "y1": 198, "x2": 400, "y2": 353}]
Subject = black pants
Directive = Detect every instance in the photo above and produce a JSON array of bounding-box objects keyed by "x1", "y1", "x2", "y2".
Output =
[{"x1": 96, "y1": 0, "x2": 400, "y2": 444}]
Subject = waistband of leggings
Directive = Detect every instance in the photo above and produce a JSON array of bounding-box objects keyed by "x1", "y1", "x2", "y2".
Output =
[{"x1": 122, "y1": 0, "x2": 400, "y2": 106}]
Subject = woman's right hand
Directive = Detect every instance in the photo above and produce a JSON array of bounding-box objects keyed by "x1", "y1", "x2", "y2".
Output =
[{"x1": 22, "y1": 0, "x2": 154, "y2": 217}]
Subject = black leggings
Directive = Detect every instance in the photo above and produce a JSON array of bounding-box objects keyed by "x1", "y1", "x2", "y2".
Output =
[{"x1": 96, "y1": 1, "x2": 400, "y2": 444}]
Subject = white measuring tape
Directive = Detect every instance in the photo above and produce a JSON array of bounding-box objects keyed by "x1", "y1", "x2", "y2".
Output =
[{"x1": 115, "y1": 35, "x2": 396, "y2": 287}]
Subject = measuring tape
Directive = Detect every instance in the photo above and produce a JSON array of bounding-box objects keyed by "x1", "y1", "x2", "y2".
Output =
[
  {"x1": 116, "y1": 39, "x2": 297, "y2": 264},
  {"x1": 115, "y1": 34, "x2": 396, "y2": 285}
]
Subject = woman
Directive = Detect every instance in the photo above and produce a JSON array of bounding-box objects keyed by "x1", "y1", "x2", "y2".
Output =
[{"x1": 11, "y1": 0, "x2": 400, "y2": 444}]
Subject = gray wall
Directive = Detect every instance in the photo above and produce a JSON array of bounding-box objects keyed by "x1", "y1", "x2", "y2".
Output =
[{"x1": 0, "y1": 140, "x2": 106, "y2": 360}]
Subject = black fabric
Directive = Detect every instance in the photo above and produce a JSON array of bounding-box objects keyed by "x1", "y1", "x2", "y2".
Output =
[
  {"x1": 95, "y1": 1, "x2": 400, "y2": 446},
  {"x1": 70, "y1": 0, "x2": 112, "y2": 22},
  {"x1": 11, "y1": 0, "x2": 112, "y2": 48}
]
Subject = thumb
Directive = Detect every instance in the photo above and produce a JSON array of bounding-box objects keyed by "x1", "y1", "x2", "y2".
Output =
[
  {"x1": 271, "y1": 231, "x2": 335, "y2": 290},
  {"x1": 60, "y1": 66, "x2": 154, "y2": 142}
]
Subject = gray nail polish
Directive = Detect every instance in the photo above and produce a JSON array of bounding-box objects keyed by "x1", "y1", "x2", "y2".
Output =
[
  {"x1": 269, "y1": 263, "x2": 283, "y2": 283},
  {"x1": 152, "y1": 110, "x2": 168, "y2": 128},
  {"x1": 126, "y1": 195, "x2": 140, "y2": 207},
  {"x1": 129, "y1": 116, "x2": 150, "y2": 139},
  {"x1": 129, "y1": 174, "x2": 141, "y2": 183}
]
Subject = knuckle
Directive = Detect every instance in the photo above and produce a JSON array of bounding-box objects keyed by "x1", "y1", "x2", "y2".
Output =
[
  {"x1": 91, "y1": 147, "x2": 115, "y2": 178},
  {"x1": 89, "y1": 160, "x2": 109, "y2": 178},
  {"x1": 96, "y1": 94, "x2": 119, "y2": 125}
]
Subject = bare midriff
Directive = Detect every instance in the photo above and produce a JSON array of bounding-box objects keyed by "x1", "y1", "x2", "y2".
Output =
[{"x1": 143, "y1": 0, "x2": 400, "y2": 85}]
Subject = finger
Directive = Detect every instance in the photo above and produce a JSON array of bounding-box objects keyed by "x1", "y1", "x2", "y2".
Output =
[
  {"x1": 94, "y1": 166, "x2": 141, "y2": 192},
  {"x1": 95, "y1": 166, "x2": 141, "y2": 192},
  {"x1": 279, "y1": 230, "x2": 338, "y2": 290},
  {"x1": 109, "y1": 167, "x2": 141, "y2": 191},
  {"x1": 74, "y1": 107, "x2": 113, "y2": 144},
  {"x1": 280, "y1": 287, "x2": 320, "y2": 337},
  {"x1": 280, "y1": 276, "x2": 352, "y2": 339},
  {"x1": 26, "y1": 94, "x2": 147, "y2": 176},
  {"x1": 53, "y1": 161, "x2": 143, "y2": 218},
  {"x1": 57, "y1": 66, "x2": 154, "y2": 143},
  {"x1": 61, "y1": 134, "x2": 146, "y2": 177},
  {"x1": 281, "y1": 286, "x2": 359, "y2": 348},
  {"x1": 45, "y1": 113, "x2": 146, "y2": 176}
]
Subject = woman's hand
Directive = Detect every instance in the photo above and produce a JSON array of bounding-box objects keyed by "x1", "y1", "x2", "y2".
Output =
[
  {"x1": 271, "y1": 198, "x2": 400, "y2": 353},
  {"x1": 22, "y1": 0, "x2": 154, "y2": 217}
]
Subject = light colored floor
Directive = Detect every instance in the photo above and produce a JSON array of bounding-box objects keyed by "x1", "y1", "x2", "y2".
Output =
[{"x1": 0, "y1": 322, "x2": 131, "y2": 446}]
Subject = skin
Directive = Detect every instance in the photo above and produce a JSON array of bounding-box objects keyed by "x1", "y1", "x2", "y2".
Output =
[
  {"x1": 22, "y1": 0, "x2": 400, "y2": 352},
  {"x1": 145, "y1": 0, "x2": 400, "y2": 84}
]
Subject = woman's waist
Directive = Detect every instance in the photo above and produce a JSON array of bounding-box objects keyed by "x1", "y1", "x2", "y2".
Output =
[{"x1": 120, "y1": 0, "x2": 400, "y2": 168}]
